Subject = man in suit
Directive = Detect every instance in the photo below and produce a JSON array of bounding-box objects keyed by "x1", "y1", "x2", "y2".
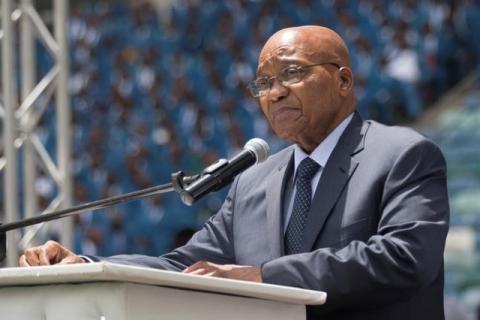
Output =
[{"x1": 19, "y1": 26, "x2": 449, "y2": 319}]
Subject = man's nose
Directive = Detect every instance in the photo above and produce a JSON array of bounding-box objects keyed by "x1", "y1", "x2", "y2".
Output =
[{"x1": 268, "y1": 79, "x2": 288, "y2": 102}]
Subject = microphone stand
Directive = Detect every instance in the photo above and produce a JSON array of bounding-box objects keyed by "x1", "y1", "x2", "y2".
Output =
[
  {"x1": 0, "y1": 172, "x2": 199, "y2": 263},
  {"x1": 0, "y1": 137, "x2": 268, "y2": 263}
]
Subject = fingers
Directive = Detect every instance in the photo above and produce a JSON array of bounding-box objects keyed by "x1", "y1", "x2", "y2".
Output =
[
  {"x1": 183, "y1": 261, "x2": 228, "y2": 278},
  {"x1": 186, "y1": 267, "x2": 216, "y2": 276},
  {"x1": 18, "y1": 255, "x2": 30, "y2": 267},
  {"x1": 38, "y1": 247, "x2": 51, "y2": 265},
  {"x1": 59, "y1": 255, "x2": 84, "y2": 265},
  {"x1": 23, "y1": 247, "x2": 43, "y2": 266},
  {"x1": 183, "y1": 262, "x2": 262, "y2": 282},
  {"x1": 183, "y1": 261, "x2": 208, "y2": 273},
  {"x1": 183, "y1": 261, "x2": 219, "y2": 274},
  {"x1": 20, "y1": 245, "x2": 49, "y2": 267},
  {"x1": 19, "y1": 240, "x2": 81, "y2": 267},
  {"x1": 43, "y1": 240, "x2": 68, "y2": 264}
]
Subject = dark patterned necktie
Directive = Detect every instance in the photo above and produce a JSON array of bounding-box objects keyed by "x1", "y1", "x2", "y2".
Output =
[{"x1": 285, "y1": 157, "x2": 320, "y2": 255}]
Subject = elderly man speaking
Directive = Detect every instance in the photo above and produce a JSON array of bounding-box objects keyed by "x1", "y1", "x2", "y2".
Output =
[{"x1": 20, "y1": 26, "x2": 449, "y2": 320}]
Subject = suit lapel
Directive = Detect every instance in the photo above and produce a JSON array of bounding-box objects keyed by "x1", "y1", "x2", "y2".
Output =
[
  {"x1": 301, "y1": 113, "x2": 369, "y2": 252},
  {"x1": 265, "y1": 148, "x2": 293, "y2": 259}
]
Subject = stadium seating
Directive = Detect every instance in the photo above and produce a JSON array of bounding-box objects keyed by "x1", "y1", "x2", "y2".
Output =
[{"x1": 424, "y1": 89, "x2": 480, "y2": 315}]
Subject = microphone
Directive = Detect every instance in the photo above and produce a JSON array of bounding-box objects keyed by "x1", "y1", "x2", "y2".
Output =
[{"x1": 178, "y1": 138, "x2": 270, "y2": 205}]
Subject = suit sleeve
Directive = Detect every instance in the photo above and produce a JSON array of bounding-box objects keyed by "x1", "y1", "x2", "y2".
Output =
[
  {"x1": 99, "y1": 178, "x2": 238, "y2": 271},
  {"x1": 261, "y1": 139, "x2": 449, "y2": 309}
]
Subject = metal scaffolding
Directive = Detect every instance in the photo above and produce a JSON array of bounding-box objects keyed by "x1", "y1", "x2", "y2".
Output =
[{"x1": 0, "y1": 0, "x2": 72, "y2": 267}]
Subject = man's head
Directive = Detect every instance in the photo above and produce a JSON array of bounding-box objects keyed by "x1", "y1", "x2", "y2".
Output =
[{"x1": 252, "y1": 26, "x2": 355, "y2": 153}]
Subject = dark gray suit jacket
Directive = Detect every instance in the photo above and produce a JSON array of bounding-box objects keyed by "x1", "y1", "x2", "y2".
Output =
[{"x1": 104, "y1": 113, "x2": 449, "y2": 319}]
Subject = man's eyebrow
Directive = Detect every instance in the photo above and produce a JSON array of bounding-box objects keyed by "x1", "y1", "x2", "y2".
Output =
[{"x1": 256, "y1": 60, "x2": 306, "y2": 76}]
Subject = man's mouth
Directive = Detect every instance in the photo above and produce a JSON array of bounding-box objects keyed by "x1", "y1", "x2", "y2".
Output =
[{"x1": 271, "y1": 106, "x2": 302, "y2": 121}]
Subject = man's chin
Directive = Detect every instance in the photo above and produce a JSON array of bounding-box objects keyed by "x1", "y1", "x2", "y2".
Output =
[
  {"x1": 274, "y1": 129, "x2": 302, "y2": 145},
  {"x1": 271, "y1": 119, "x2": 305, "y2": 139}
]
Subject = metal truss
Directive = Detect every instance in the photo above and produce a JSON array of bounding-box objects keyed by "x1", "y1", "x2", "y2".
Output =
[{"x1": 0, "y1": 0, "x2": 72, "y2": 267}]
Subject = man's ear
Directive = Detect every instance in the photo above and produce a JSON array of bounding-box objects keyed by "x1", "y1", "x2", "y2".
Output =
[{"x1": 338, "y1": 67, "x2": 354, "y2": 94}]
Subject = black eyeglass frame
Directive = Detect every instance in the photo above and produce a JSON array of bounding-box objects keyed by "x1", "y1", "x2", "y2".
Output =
[{"x1": 247, "y1": 62, "x2": 341, "y2": 98}]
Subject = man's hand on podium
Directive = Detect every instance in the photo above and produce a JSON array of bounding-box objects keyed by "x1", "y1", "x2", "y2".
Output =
[
  {"x1": 18, "y1": 240, "x2": 85, "y2": 267},
  {"x1": 18, "y1": 241, "x2": 262, "y2": 284},
  {"x1": 183, "y1": 261, "x2": 262, "y2": 283}
]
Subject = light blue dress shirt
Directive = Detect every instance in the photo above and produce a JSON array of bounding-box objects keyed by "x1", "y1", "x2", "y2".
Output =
[{"x1": 283, "y1": 113, "x2": 354, "y2": 233}]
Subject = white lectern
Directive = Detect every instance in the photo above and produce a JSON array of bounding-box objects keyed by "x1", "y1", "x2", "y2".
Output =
[{"x1": 0, "y1": 262, "x2": 326, "y2": 320}]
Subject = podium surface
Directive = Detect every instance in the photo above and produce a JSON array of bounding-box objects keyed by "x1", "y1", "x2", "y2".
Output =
[{"x1": 0, "y1": 262, "x2": 326, "y2": 320}]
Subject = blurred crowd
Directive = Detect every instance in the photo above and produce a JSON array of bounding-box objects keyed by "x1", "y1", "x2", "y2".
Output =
[{"x1": 30, "y1": 0, "x2": 480, "y2": 257}]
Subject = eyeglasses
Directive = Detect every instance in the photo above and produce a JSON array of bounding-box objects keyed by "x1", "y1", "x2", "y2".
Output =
[{"x1": 247, "y1": 62, "x2": 340, "y2": 98}]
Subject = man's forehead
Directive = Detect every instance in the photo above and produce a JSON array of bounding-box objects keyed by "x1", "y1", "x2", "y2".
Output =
[
  {"x1": 257, "y1": 26, "x2": 350, "y2": 73},
  {"x1": 258, "y1": 30, "x2": 323, "y2": 70},
  {"x1": 257, "y1": 45, "x2": 315, "y2": 71},
  {"x1": 261, "y1": 45, "x2": 315, "y2": 61}
]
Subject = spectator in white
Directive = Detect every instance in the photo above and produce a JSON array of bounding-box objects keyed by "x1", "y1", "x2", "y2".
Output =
[{"x1": 385, "y1": 32, "x2": 422, "y2": 119}]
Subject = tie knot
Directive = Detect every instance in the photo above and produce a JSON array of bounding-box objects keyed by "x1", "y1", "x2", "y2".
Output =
[{"x1": 297, "y1": 157, "x2": 320, "y2": 181}]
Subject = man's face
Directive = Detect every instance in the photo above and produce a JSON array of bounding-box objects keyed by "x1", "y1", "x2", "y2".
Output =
[{"x1": 256, "y1": 30, "x2": 348, "y2": 152}]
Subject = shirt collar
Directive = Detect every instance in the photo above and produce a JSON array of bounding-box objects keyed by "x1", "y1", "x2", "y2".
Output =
[{"x1": 293, "y1": 112, "x2": 354, "y2": 172}]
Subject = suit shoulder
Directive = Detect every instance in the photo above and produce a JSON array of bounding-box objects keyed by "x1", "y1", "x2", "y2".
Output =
[
  {"x1": 365, "y1": 120, "x2": 439, "y2": 151},
  {"x1": 361, "y1": 120, "x2": 445, "y2": 169}
]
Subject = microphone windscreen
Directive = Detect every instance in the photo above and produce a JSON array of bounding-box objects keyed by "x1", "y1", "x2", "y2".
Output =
[{"x1": 244, "y1": 138, "x2": 269, "y2": 163}]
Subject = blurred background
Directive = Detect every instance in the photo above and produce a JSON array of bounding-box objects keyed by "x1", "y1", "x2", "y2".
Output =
[{"x1": 1, "y1": 0, "x2": 480, "y2": 318}]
